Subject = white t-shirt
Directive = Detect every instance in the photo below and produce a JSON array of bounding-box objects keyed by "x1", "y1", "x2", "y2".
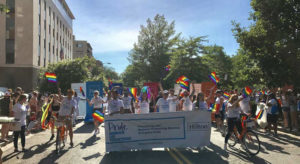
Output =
[
  {"x1": 90, "y1": 96, "x2": 104, "y2": 109},
  {"x1": 226, "y1": 103, "x2": 241, "y2": 118},
  {"x1": 122, "y1": 96, "x2": 132, "y2": 110},
  {"x1": 13, "y1": 103, "x2": 28, "y2": 126},
  {"x1": 182, "y1": 97, "x2": 193, "y2": 111},
  {"x1": 59, "y1": 97, "x2": 75, "y2": 116},
  {"x1": 73, "y1": 97, "x2": 80, "y2": 109},
  {"x1": 239, "y1": 96, "x2": 251, "y2": 114},
  {"x1": 198, "y1": 101, "x2": 208, "y2": 110},
  {"x1": 267, "y1": 99, "x2": 278, "y2": 115},
  {"x1": 156, "y1": 98, "x2": 171, "y2": 113},
  {"x1": 108, "y1": 99, "x2": 124, "y2": 114},
  {"x1": 137, "y1": 100, "x2": 149, "y2": 114},
  {"x1": 167, "y1": 96, "x2": 178, "y2": 112}
]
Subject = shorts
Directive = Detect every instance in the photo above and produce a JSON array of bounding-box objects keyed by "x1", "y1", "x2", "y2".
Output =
[
  {"x1": 58, "y1": 116, "x2": 72, "y2": 128},
  {"x1": 124, "y1": 109, "x2": 132, "y2": 113},
  {"x1": 267, "y1": 114, "x2": 278, "y2": 124},
  {"x1": 215, "y1": 111, "x2": 225, "y2": 120},
  {"x1": 282, "y1": 107, "x2": 290, "y2": 112}
]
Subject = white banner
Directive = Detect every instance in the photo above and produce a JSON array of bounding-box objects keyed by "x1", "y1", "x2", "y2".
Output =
[{"x1": 105, "y1": 110, "x2": 211, "y2": 152}]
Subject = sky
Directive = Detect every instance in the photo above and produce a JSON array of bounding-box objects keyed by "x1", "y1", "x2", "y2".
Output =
[{"x1": 65, "y1": 0, "x2": 253, "y2": 74}]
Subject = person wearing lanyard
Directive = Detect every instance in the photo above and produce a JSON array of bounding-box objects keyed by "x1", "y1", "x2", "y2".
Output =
[
  {"x1": 108, "y1": 89, "x2": 124, "y2": 116},
  {"x1": 87, "y1": 90, "x2": 104, "y2": 136},
  {"x1": 179, "y1": 82, "x2": 195, "y2": 111},
  {"x1": 122, "y1": 90, "x2": 133, "y2": 114},
  {"x1": 155, "y1": 90, "x2": 171, "y2": 113},
  {"x1": 58, "y1": 89, "x2": 75, "y2": 147}
]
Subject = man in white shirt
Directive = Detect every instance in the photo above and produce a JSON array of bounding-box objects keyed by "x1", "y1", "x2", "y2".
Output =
[
  {"x1": 87, "y1": 90, "x2": 104, "y2": 135},
  {"x1": 59, "y1": 89, "x2": 75, "y2": 147},
  {"x1": 108, "y1": 89, "x2": 124, "y2": 116},
  {"x1": 155, "y1": 90, "x2": 171, "y2": 113},
  {"x1": 168, "y1": 89, "x2": 179, "y2": 112},
  {"x1": 122, "y1": 90, "x2": 133, "y2": 113}
]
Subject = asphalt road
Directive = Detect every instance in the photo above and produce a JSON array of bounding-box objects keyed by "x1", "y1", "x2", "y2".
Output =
[{"x1": 2, "y1": 121, "x2": 300, "y2": 164}]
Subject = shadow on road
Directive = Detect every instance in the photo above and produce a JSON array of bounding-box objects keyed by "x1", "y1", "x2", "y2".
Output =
[
  {"x1": 79, "y1": 135, "x2": 101, "y2": 149},
  {"x1": 83, "y1": 152, "x2": 102, "y2": 161},
  {"x1": 38, "y1": 149, "x2": 68, "y2": 164},
  {"x1": 74, "y1": 122, "x2": 94, "y2": 134},
  {"x1": 22, "y1": 140, "x2": 55, "y2": 159}
]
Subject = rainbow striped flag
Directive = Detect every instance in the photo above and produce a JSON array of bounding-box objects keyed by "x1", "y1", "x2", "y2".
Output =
[
  {"x1": 45, "y1": 72, "x2": 57, "y2": 83},
  {"x1": 242, "y1": 86, "x2": 252, "y2": 97},
  {"x1": 255, "y1": 109, "x2": 264, "y2": 120},
  {"x1": 165, "y1": 65, "x2": 171, "y2": 71},
  {"x1": 80, "y1": 87, "x2": 85, "y2": 97},
  {"x1": 92, "y1": 110, "x2": 104, "y2": 123},
  {"x1": 41, "y1": 100, "x2": 52, "y2": 129},
  {"x1": 128, "y1": 88, "x2": 138, "y2": 102},
  {"x1": 208, "y1": 72, "x2": 219, "y2": 85},
  {"x1": 176, "y1": 76, "x2": 190, "y2": 90},
  {"x1": 223, "y1": 92, "x2": 230, "y2": 99}
]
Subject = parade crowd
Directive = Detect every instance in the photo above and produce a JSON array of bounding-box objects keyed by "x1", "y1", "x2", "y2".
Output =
[{"x1": 0, "y1": 83, "x2": 300, "y2": 161}]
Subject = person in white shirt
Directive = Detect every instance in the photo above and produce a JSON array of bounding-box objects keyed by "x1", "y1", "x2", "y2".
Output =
[
  {"x1": 135, "y1": 92, "x2": 150, "y2": 114},
  {"x1": 107, "y1": 89, "x2": 124, "y2": 116},
  {"x1": 179, "y1": 82, "x2": 195, "y2": 111},
  {"x1": 12, "y1": 94, "x2": 29, "y2": 152},
  {"x1": 122, "y1": 90, "x2": 133, "y2": 113},
  {"x1": 58, "y1": 89, "x2": 75, "y2": 147},
  {"x1": 224, "y1": 94, "x2": 243, "y2": 150},
  {"x1": 167, "y1": 89, "x2": 179, "y2": 112},
  {"x1": 266, "y1": 92, "x2": 279, "y2": 136},
  {"x1": 155, "y1": 90, "x2": 171, "y2": 113},
  {"x1": 87, "y1": 90, "x2": 104, "y2": 135}
]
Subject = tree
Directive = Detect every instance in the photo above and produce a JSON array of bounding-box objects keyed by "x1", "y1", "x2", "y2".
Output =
[
  {"x1": 164, "y1": 37, "x2": 208, "y2": 88},
  {"x1": 127, "y1": 14, "x2": 180, "y2": 83},
  {"x1": 201, "y1": 45, "x2": 232, "y2": 87},
  {"x1": 232, "y1": 0, "x2": 300, "y2": 89},
  {"x1": 231, "y1": 49, "x2": 264, "y2": 88},
  {"x1": 0, "y1": 4, "x2": 9, "y2": 14},
  {"x1": 38, "y1": 57, "x2": 119, "y2": 94}
]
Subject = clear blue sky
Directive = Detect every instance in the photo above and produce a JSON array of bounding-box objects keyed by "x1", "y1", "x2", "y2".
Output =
[{"x1": 66, "y1": 0, "x2": 252, "y2": 74}]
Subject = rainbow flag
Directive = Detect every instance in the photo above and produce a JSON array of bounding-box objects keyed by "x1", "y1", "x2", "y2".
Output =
[
  {"x1": 176, "y1": 75, "x2": 190, "y2": 83},
  {"x1": 128, "y1": 88, "x2": 138, "y2": 102},
  {"x1": 165, "y1": 65, "x2": 171, "y2": 71},
  {"x1": 223, "y1": 92, "x2": 230, "y2": 99},
  {"x1": 242, "y1": 86, "x2": 252, "y2": 97},
  {"x1": 80, "y1": 87, "x2": 85, "y2": 97},
  {"x1": 45, "y1": 72, "x2": 57, "y2": 83},
  {"x1": 92, "y1": 110, "x2": 104, "y2": 123},
  {"x1": 108, "y1": 78, "x2": 113, "y2": 90},
  {"x1": 208, "y1": 72, "x2": 219, "y2": 85},
  {"x1": 41, "y1": 100, "x2": 52, "y2": 129},
  {"x1": 255, "y1": 109, "x2": 264, "y2": 120}
]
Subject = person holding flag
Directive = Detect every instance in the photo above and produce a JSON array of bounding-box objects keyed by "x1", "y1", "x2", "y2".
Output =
[
  {"x1": 87, "y1": 90, "x2": 105, "y2": 136},
  {"x1": 214, "y1": 89, "x2": 225, "y2": 132},
  {"x1": 122, "y1": 89, "x2": 133, "y2": 113},
  {"x1": 135, "y1": 89, "x2": 151, "y2": 114},
  {"x1": 179, "y1": 81, "x2": 195, "y2": 111}
]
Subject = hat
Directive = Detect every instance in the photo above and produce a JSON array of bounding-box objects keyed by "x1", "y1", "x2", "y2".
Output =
[
  {"x1": 94, "y1": 90, "x2": 99, "y2": 93},
  {"x1": 163, "y1": 90, "x2": 169, "y2": 94}
]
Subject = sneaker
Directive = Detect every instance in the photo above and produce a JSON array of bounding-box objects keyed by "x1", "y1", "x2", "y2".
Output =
[
  {"x1": 14, "y1": 148, "x2": 19, "y2": 153},
  {"x1": 70, "y1": 142, "x2": 74, "y2": 147},
  {"x1": 224, "y1": 144, "x2": 227, "y2": 151},
  {"x1": 50, "y1": 134, "x2": 55, "y2": 141}
]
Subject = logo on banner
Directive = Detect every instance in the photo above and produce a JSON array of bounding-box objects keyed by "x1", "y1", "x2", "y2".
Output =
[{"x1": 187, "y1": 122, "x2": 210, "y2": 131}]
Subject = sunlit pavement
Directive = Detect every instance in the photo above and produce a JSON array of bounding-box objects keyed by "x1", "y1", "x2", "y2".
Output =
[{"x1": 2, "y1": 121, "x2": 300, "y2": 164}]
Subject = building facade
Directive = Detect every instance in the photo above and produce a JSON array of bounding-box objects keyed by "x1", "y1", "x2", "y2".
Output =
[
  {"x1": 0, "y1": 0, "x2": 75, "y2": 91},
  {"x1": 73, "y1": 40, "x2": 93, "y2": 59}
]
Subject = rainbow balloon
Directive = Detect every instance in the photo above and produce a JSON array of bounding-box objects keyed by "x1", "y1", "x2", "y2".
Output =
[{"x1": 92, "y1": 110, "x2": 104, "y2": 123}]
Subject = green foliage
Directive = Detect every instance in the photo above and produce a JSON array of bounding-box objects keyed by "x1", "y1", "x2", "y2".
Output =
[
  {"x1": 232, "y1": 0, "x2": 300, "y2": 89},
  {"x1": 38, "y1": 57, "x2": 118, "y2": 94},
  {"x1": 0, "y1": 4, "x2": 10, "y2": 14},
  {"x1": 126, "y1": 14, "x2": 180, "y2": 85}
]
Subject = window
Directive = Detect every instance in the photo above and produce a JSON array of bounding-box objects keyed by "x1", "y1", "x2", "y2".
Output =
[
  {"x1": 49, "y1": 7, "x2": 51, "y2": 16},
  {"x1": 5, "y1": 0, "x2": 15, "y2": 64},
  {"x1": 49, "y1": 42, "x2": 50, "y2": 52},
  {"x1": 77, "y1": 44, "x2": 83, "y2": 48}
]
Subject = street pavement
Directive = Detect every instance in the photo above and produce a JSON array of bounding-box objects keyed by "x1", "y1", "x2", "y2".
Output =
[{"x1": 1, "y1": 121, "x2": 300, "y2": 164}]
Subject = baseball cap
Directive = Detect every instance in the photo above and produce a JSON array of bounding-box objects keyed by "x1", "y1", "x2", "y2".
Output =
[{"x1": 163, "y1": 90, "x2": 169, "y2": 94}]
